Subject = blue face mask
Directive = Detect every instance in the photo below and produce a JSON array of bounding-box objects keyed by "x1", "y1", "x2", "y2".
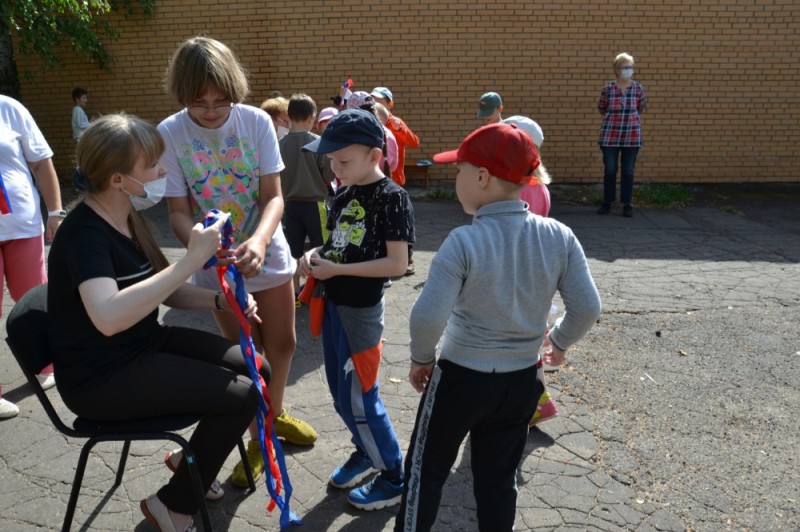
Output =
[
  {"x1": 123, "y1": 175, "x2": 167, "y2": 211},
  {"x1": 620, "y1": 68, "x2": 634, "y2": 80}
]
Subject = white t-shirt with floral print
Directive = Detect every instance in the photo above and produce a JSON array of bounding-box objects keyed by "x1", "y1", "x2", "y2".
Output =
[{"x1": 159, "y1": 104, "x2": 294, "y2": 291}]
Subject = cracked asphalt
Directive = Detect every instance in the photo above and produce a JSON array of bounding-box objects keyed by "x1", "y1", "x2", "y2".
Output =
[{"x1": 1, "y1": 184, "x2": 798, "y2": 531}]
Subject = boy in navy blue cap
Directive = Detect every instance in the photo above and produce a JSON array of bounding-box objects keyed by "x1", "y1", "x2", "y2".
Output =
[{"x1": 299, "y1": 108, "x2": 414, "y2": 510}]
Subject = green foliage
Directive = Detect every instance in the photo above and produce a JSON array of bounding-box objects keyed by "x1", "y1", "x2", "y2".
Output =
[
  {"x1": 421, "y1": 188, "x2": 457, "y2": 201},
  {"x1": 1, "y1": 0, "x2": 154, "y2": 69},
  {"x1": 633, "y1": 183, "x2": 695, "y2": 207}
]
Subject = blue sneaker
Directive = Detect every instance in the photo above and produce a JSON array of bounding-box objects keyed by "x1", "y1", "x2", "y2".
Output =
[
  {"x1": 347, "y1": 475, "x2": 403, "y2": 511},
  {"x1": 329, "y1": 451, "x2": 377, "y2": 489}
]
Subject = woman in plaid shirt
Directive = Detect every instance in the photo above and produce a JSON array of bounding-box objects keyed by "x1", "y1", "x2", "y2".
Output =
[{"x1": 597, "y1": 52, "x2": 647, "y2": 218}]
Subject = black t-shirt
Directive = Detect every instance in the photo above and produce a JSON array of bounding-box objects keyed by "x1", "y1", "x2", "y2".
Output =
[
  {"x1": 47, "y1": 202, "x2": 163, "y2": 390},
  {"x1": 321, "y1": 177, "x2": 415, "y2": 307}
]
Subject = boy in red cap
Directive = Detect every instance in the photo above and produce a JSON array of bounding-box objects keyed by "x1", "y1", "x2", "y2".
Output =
[{"x1": 394, "y1": 123, "x2": 601, "y2": 532}]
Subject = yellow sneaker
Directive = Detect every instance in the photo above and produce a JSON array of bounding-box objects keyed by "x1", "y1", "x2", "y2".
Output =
[
  {"x1": 231, "y1": 440, "x2": 264, "y2": 488},
  {"x1": 275, "y1": 409, "x2": 318, "y2": 446}
]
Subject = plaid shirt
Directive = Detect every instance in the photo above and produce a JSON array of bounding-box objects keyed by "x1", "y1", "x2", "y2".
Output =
[{"x1": 598, "y1": 81, "x2": 646, "y2": 147}]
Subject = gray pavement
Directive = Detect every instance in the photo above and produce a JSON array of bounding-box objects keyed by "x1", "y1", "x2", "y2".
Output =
[{"x1": 1, "y1": 188, "x2": 798, "y2": 531}]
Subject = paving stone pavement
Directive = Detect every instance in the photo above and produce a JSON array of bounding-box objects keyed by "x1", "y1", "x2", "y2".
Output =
[{"x1": 1, "y1": 189, "x2": 798, "y2": 531}]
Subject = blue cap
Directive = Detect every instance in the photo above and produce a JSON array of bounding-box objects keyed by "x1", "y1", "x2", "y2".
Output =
[
  {"x1": 370, "y1": 86, "x2": 393, "y2": 102},
  {"x1": 303, "y1": 109, "x2": 384, "y2": 154},
  {"x1": 477, "y1": 92, "x2": 503, "y2": 118}
]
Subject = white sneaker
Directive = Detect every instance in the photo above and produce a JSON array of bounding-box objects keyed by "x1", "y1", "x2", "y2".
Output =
[
  {"x1": 0, "y1": 398, "x2": 20, "y2": 419},
  {"x1": 37, "y1": 373, "x2": 56, "y2": 390}
]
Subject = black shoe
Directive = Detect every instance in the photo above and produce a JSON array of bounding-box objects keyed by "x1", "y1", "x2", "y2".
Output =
[
  {"x1": 622, "y1": 204, "x2": 633, "y2": 217},
  {"x1": 596, "y1": 203, "x2": 611, "y2": 215}
]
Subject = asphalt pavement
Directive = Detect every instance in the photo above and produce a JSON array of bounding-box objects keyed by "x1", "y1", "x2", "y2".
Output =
[{"x1": 1, "y1": 185, "x2": 798, "y2": 531}]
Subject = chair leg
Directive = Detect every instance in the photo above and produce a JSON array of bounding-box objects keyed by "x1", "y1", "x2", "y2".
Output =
[
  {"x1": 237, "y1": 439, "x2": 257, "y2": 491},
  {"x1": 183, "y1": 448, "x2": 213, "y2": 532},
  {"x1": 114, "y1": 440, "x2": 131, "y2": 486},
  {"x1": 63, "y1": 438, "x2": 100, "y2": 532}
]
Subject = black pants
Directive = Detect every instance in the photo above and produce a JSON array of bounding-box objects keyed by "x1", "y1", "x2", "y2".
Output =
[
  {"x1": 394, "y1": 360, "x2": 542, "y2": 532},
  {"x1": 283, "y1": 199, "x2": 327, "y2": 259},
  {"x1": 60, "y1": 326, "x2": 269, "y2": 514}
]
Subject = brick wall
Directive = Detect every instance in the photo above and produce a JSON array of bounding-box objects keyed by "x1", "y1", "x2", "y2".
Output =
[{"x1": 12, "y1": 0, "x2": 800, "y2": 187}]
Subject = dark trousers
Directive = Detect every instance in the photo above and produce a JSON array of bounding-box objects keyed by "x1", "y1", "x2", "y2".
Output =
[
  {"x1": 283, "y1": 200, "x2": 328, "y2": 258},
  {"x1": 59, "y1": 326, "x2": 269, "y2": 514},
  {"x1": 601, "y1": 146, "x2": 639, "y2": 205},
  {"x1": 394, "y1": 360, "x2": 542, "y2": 532}
]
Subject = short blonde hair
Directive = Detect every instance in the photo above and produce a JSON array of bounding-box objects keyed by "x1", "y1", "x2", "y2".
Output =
[
  {"x1": 260, "y1": 97, "x2": 289, "y2": 120},
  {"x1": 613, "y1": 52, "x2": 634, "y2": 70},
  {"x1": 164, "y1": 37, "x2": 250, "y2": 106}
]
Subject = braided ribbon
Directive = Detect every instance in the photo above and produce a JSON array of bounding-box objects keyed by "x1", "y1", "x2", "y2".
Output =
[{"x1": 202, "y1": 209, "x2": 301, "y2": 529}]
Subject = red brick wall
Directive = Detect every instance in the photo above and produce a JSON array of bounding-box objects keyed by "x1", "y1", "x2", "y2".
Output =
[{"x1": 13, "y1": 0, "x2": 800, "y2": 187}]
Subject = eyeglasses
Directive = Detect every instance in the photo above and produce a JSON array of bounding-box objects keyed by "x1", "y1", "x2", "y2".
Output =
[{"x1": 188, "y1": 102, "x2": 234, "y2": 114}]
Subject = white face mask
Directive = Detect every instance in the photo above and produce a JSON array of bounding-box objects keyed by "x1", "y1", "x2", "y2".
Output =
[
  {"x1": 124, "y1": 175, "x2": 167, "y2": 211},
  {"x1": 619, "y1": 67, "x2": 634, "y2": 80},
  {"x1": 276, "y1": 126, "x2": 290, "y2": 140}
]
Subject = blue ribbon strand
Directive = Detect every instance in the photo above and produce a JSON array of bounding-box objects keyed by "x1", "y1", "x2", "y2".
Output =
[{"x1": 203, "y1": 209, "x2": 301, "y2": 528}]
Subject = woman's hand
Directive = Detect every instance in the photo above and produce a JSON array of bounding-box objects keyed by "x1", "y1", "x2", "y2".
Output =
[
  {"x1": 409, "y1": 361, "x2": 435, "y2": 393},
  {"x1": 187, "y1": 213, "x2": 229, "y2": 264},
  {"x1": 233, "y1": 236, "x2": 269, "y2": 278}
]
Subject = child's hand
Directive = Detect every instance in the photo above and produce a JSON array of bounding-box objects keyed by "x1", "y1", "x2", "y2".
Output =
[
  {"x1": 297, "y1": 250, "x2": 320, "y2": 278},
  {"x1": 242, "y1": 293, "x2": 262, "y2": 324},
  {"x1": 307, "y1": 255, "x2": 338, "y2": 281},
  {"x1": 233, "y1": 237, "x2": 268, "y2": 278},
  {"x1": 542, "y1": 347, "x2": 565, "y2": 368},
  {"x1": 409, "y1": 361, "x2": 435, "y2": 393}
]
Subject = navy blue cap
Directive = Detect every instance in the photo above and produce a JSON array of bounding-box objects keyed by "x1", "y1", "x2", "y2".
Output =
[{"x1": 303, "y1": 108, "x2": 384, "y2": 154}]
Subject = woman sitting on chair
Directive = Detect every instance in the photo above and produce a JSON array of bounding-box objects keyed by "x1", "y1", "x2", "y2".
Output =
[{"x1": 47, "y1": 113, "x2": 268, "y2": 532}]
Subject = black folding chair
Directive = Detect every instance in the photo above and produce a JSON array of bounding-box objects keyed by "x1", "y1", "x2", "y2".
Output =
[{"x1": 5, "y1": 284, "x2": 256, "y2": 531}]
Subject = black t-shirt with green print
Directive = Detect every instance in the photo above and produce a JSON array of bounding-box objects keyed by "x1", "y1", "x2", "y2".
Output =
[{"x1": 321, "y1": 177, "x2": 415, "y2": 307}]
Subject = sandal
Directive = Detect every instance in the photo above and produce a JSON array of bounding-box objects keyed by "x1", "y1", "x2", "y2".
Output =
[
  {"x1": 140, "y1": 494, "x2": 196, "y2": 532},
  {"x1": 164, "y1": 449, "x2": 225, "y2": 501}
]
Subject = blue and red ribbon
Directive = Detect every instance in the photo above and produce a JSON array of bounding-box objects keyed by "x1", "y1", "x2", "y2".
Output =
[
  {"x1": 0, "y1": 172, "x2": 13, "y2": 215},
  {"x1": 202, "y1": 209, "x2": 301, "y2": 529}
]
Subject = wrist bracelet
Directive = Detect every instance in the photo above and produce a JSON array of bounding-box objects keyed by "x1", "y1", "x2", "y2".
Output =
[
  {"x1": 48, "y1": 209, "x2": 68, "y2": 218},
  {"x1": 214, "y1": 291, "x2": 223, "y2": 310}
]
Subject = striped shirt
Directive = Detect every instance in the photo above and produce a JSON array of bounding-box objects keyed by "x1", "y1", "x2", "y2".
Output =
[{"x1": 598, "y1": 80, "x2": 646, "y2": 147}]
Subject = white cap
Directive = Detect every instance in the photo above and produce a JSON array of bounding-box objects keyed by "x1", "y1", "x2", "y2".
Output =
[{"x1": 502, "y1": 115, "x2": 544, "y2": 148}]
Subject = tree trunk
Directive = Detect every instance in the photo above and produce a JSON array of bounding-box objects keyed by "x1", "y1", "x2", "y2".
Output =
[{"x1": 0, "y1": 20, "x2": 20, "y2": 99}]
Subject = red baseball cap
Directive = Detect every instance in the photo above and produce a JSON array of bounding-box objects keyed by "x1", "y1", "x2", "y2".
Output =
[{"x1": 433, "y1": 123, "x2": 541, "y2": 185}]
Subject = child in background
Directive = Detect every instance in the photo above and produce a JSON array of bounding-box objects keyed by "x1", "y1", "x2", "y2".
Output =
[
  {"x1": 279, "y1": 93, "x2": 334, "y2": 289},
  {"x1": 501, "y1": 115, "x2": 560, "y2": 425},
  {"x1": 395, "y1": 123, "x2": 601, "y2": 531},
  {"x1": 476, "y1": 91, "x2": 504, "y2": 125},
  {"x1": 371, "y1": 86, "x2": 420, "y2": 275},
  {"x1": 502, "y1": 115, "x2": 550, "y2": 216},
  {"x1": 158, "y1": 37, "x2": 317, "y2": 490},
  {"x1": 71, "y1": 87, "x2": 90, "y2": 140},
  {"x1": 298, "y1": 109, "x2": 414, "y2": 510},
  {"x1": 370, "y1": 87, "x2": 420, "y2": 187},
  {"x1": 315, "y1": 107, "x2": 339, "y2": 133},
  {"x1": 347, "y1": 91, "x2": 398, "y2": 175},
  {"x1": 260, "y1": 96, "x2": 291, "y2": 140}
]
